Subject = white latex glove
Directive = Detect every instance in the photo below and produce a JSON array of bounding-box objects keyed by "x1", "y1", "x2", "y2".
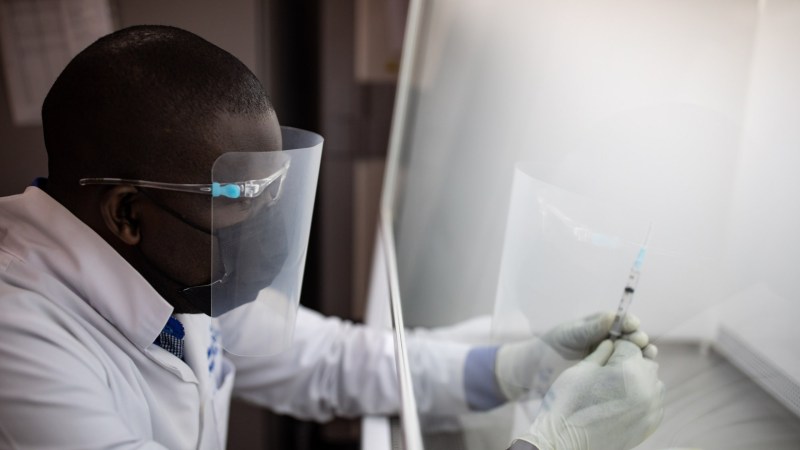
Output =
[
  {"x1": 495, "y1": 312, "x2": 656, "y2": 400},
  {"x1": 512, "y1": 339, "x2": 665, "y2": 450}
]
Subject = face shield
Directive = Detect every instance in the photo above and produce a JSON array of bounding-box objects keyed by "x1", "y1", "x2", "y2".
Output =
[
  {"x1": 200, "y1": 127, "x2": 322, "y2": 356},
  {"x1": 80, "y1": 126, "x2": 323, "y2": 356}
]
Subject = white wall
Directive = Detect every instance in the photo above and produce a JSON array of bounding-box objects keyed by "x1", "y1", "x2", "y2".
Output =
[
  {"x1": 387, "y1": 0, "x2": 797, "y2": 344},
  {"x1": 726, "y1": 0, "x2": 800, "y2": 309}
]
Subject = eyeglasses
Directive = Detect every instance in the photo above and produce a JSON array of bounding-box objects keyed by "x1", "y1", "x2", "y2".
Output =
[{"x1": 79, "y1": 160, "x2": 290, "y2": 205}]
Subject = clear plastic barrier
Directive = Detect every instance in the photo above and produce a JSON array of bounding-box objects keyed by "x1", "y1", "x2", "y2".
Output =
[{"x1": 381, "y1": 0, "x2": 800, "y2": 448}]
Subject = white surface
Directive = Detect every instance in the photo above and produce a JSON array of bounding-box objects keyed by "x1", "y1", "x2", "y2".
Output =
[
  {"x1": 636, "y1": 343, "x2": 800, "y2": 450},
  {"x1": 707, "y1": 0, "x2": 800, "y2": 416},
  {"x1": 387, "y1": 0, "x2": 800, "y2": 341},
  {"x1": 361, "y1": 415, "x2": 392, "y2": 450},
  {"x1": 388, "y1": 0, "x2": 759, "y2": 338},
  {"x1": 713, "y1": 284, "x2": 800, "y2": 418},
  {"x1": 381, "y1": 212, "x2": 425, "y2": 450},
  {"x1": 361, "y1": 232, "x2": 394, "y2": 450},
  {"x1": 381, "y1": 0, "x2": 800, "y2": 448},
  {"x1": 415, "y1": 342, "x2": 800, "y2": 449}
]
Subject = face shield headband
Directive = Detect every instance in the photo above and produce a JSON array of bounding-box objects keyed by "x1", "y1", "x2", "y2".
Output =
[{"x1": 80, "y1": 127, "x2": 324, "y2": 356}]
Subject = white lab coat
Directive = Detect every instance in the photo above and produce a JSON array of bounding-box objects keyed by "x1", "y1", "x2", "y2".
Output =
[{"x1": 0, "y1": 187, "x2": 470, "y2": 449}]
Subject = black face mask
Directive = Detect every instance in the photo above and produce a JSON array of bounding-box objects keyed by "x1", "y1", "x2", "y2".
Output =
[
  {"x1": 181, "y1": 205, "x2": 289, "y2": 316},
  {"x1": 142, "y1": 193, "x2": 289, "y2": 316}
]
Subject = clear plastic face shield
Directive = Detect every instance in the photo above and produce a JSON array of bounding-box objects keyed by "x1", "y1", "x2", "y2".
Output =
[
  {"x1": 202, "y1": 127, "x2": 322, "y2": 356},
  {"x1": 81, "y1": 126, "x2": 323, "y2": 356}
]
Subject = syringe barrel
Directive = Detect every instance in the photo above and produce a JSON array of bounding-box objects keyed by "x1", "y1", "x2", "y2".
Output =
[{"x1": 609, "y1": 269, "x2": 641, "y2": 338}]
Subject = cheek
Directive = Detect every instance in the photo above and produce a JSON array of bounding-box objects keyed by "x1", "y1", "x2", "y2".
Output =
[{"x1": 139, "y1": 219, "x2": 213, "y2": 285}]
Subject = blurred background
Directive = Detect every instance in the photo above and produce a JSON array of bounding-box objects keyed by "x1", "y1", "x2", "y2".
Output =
[
  {"x1": 380, "y1": 1, "x2": 800, "y2": 448},
  {"x1": 5, "y1": 1, "x2": 800, "y2": 449},
  {"x1": 0, "y1": 0, "x2": 405, "y2": 448}
]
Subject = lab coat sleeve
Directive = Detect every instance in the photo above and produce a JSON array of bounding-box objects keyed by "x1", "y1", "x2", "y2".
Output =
[
  {"x1": 228, "y1": 306, "x2": 473, "y2": 422},
  {"x1": 0, "y1": 289, "x2": 168, "y2": 450}
]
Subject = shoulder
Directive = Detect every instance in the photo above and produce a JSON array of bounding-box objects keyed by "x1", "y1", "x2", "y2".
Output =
[{"x1": 0, "y1": 276, "x2": 109, "y2": 383}]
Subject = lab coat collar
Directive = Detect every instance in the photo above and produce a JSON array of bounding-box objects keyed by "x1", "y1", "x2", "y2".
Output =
[{"x1": 0, "y1": 187, "x2": 174, "y2": 350}]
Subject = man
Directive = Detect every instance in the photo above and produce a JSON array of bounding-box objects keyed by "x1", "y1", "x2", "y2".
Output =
[{"x1": 0, "y1": 25, "x2": 663, "y2": 449}]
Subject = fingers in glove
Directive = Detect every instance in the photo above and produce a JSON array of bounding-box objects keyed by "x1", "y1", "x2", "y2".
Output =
[
  {"x1": 621, "y1": 313, "x2": 641, "y2": 334},
  {"x1": 622, "y1": 330, "x2": 649, "y2": 349},
  {"x1": 607, "y1": 339, "x2": 644, "y2": 366},
  {"x1": 578, "y1": 312, "x2": 635, "y2": 343},
  {"x1": 591, "y1": 311, "x2": 641, "y2": 335},
  {"x1": 583, "y1": 339, "x2": 614, "y2": 366},
  {"x1": 642, "y1": 344, "x2": 658, "y2": 360}
]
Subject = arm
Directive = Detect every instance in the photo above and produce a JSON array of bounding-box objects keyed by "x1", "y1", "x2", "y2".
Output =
[
  {"x1": 229, "y1": 307, "x2": 654, "y2": 422},
  {"x1": 451, "y1": 311, "x2": 654, "y2": 413},
  {"x1": 228, "y1": 305, "x2": 473, "y2": 421},
  {"x1": 228, "y1": 306, "x2": 400, "y2": 420}
]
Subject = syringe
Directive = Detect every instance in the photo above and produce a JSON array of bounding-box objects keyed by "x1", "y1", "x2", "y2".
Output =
[{"x1": 609, "y1": 225, "x2": 652, "y2": 339}]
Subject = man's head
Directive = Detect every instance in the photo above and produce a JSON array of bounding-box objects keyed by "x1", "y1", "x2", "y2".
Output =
[{"x1": 42, "y1": 25, "x2": 283, "y2": 313}]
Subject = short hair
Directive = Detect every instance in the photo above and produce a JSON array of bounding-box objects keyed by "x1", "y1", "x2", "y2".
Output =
[{"x1": 42, "y1": 25, "x2": 273, "y2": 184}]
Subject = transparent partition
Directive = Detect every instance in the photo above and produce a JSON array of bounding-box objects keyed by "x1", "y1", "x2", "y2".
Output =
[{"x1": 381, "y1": 0, "x2": 800, "y2": 448}]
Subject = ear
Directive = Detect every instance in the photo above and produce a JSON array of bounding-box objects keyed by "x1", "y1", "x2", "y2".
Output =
[{"x1": 100, "y1": 186, "x2": 141, "y2": 246}]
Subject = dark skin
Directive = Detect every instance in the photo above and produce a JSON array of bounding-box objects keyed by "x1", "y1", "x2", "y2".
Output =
[{"x1": 45, "y1": 112, "x2": 282, "y2": 314}]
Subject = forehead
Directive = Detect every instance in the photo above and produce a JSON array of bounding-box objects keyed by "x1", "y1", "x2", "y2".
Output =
[{"x1": 193, "y1": 112, "x2": 282, "y2": 180}]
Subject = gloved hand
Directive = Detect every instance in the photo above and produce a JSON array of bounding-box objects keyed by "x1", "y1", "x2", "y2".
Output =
[
  {"x1": 495, "y1": 312, "x2": 656, "y2": 400},
  {"x1": 511, "y1": 339, "x2": 665, "y2": 450}
]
